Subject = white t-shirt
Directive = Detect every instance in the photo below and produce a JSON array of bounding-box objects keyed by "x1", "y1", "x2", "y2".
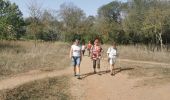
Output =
[
  {"x1": 82, "y1": 45, "x2": 86, "y2": 50},
  {"x1": 71, "y1": 45, "x2": 81, "y2": 57},
  {"x1": 107, "y1": 47, "x2": 117, "y2": 58}
]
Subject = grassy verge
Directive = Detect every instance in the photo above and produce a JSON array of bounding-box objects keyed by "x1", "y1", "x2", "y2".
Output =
[
  {"x1": 119, "y1": 62, "x2": 170, "y2": 87},
  {"x1": 0, "y1": 41, "x2": 70, "y2": 79},
  {"x1": 0, "y1": 76, "x2": 71, "y2": 100},
  {"x1": 102, "y1": 45, "x2": 170, "y2": 63}
]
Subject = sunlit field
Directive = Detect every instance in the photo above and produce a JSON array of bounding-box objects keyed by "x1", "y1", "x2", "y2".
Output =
[
  {"x1": 102, "y1": 44, "x2": 170, "y2": 63},
  {"x1": 0, "y1": 76, "x2": 71, "y2": 100},
  {"x1": 0, "y1": 41, "x2": 170, "y2": 100},
  {"x1": 0, "y1": 41, "x2": 70, "y2": 79}
]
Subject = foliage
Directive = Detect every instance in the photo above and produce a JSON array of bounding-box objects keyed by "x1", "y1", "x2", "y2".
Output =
[
  {"x1": 0, "y1": 0, "x2": 25, "y2": 40},
  {"x1": 1, "y1": 0, "x2": 170, "y2": 49}
]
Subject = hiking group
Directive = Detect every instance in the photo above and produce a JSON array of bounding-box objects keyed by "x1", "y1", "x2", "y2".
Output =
[{"x1": 69, "y1": 38, "x2": 118, "y2": 79}]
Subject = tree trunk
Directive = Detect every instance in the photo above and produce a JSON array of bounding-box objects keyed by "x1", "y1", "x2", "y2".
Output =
[
  {"x1": 158, "y1": 33, "x2": 163, "y2": 51},
  {"x1": 156, "y1": 33, "x2": 163, "y2": 51}
]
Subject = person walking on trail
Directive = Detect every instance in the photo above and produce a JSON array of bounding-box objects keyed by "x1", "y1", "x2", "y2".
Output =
[
  {"x1": 87, "y1": 41, "x2": 92, "y2": 57},
  {"x1": 69, "y1": 39, "x2": 82, "y2": 79},
  {"x1": 81, "y1": 42, "x2": 86, "y2": 56},
  {"x1": 91, "y1": 39, "x2": 103, "y2": 74},
  {"x1": 107, "y1": 42, "x2": 118, "y2": 76}
]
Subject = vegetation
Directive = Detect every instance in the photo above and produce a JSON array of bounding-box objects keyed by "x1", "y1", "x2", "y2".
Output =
[
  {"x1": 0, "y1": 76, "x2": 71, "y2": 100},
  {"x1": 1, "y1": 0, "x2": 170, "y2": 99},
  {"x1": 0, "y1": 0, "x2": 169, "y2": 50},
  {"x1": 0, "y1": 0, "x2": 25, "y2": 40},
  {"x1": 0, "y1": 41, "x2": 70, "y2": 79}
]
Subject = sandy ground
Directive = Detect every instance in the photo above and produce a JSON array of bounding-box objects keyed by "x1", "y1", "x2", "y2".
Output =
[
  {"x1": 0, "y1": 56, "x2": 170, "y2": 100},
  {"x1": 70, "y1": 56, "x2": 170, "y2": 100}
]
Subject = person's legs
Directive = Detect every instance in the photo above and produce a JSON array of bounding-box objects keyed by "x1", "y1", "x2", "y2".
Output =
[
  {"x1": 97, "y1": 59, "x2": 100, "y2": 69},
  {"x1": 76, "y1": 66, "x2": 80, "y2": 78},
  {"x1": 110, "y1": 58, "x2": 116, "y2": 76},
  {"x1": 74, "y1": 66, "x2": 76, "y2": 76},
  {"x1": 93, "y1": 60, "x2": 96, "y2": 73},
  {"x1": 72, "y1": 57, "x2": 76, "y2": 76},
  {"x1": 76, "y1": 57, "x2": 81, "y2": 79},
  {"x1": 112, "y1": 64, "x2": 115, "y2": 75},
  {"x1": 109, "y1": 58, "x2": 113, "y2": 75},
  {"x1": 82, "y1": 50, "x2": 85, "y2": 56},
  {"x1": 110, "y1": 64, "x2": 113, "y2": 75},
  {"x1": 97, "y1": 59, "x2": 100, "y2": 72}
]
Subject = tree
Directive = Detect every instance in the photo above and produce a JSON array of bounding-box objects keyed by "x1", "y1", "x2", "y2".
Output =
[
  {"x1": 26, "y1": 0, "x2": 43, "y2": 45},
  {"x1": 0, "y1": 0, "x2": 25, "y2": 40},
  {"x1": 59, "y1": 2, "x2": 85, "y2": 41},
  {"x1": 142, "y1": 0, "x2": 170, "y2": 50},
  {"x1": 97, "y1": 1, "x2": 123, "y2": 43},
  {"x1": 122, "y1": 0, "x2": 151, "y2": 44}
]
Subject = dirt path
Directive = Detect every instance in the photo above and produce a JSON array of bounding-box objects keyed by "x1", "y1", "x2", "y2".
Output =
[
  {"x1": 0, "y1": 57, "x2": 170, "y2": 100},
  {"x1": 119, "y1": 58, "x2": 170, "y2": 66},
  {"x1": 71, "y1": 56, "x2": 170, "y2": 100},
  {"x1": 0, "y1": 68, "x2": 72, "y2": 90}
]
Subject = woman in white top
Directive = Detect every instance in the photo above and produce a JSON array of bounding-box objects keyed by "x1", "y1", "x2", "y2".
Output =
[
  {"x1": 69, "y1": 39, "x2": 82, "y2": 79},
  {"x1": 81, "y1": 42, "x2": 86, "y2": 56},
  {"x1": 107, "y1": 42, "x2": 117, "y2": 76}
]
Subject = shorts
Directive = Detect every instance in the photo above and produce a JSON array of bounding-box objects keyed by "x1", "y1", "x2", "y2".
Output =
[
  {"x1": 72, "y1": 56, "x2": 81, "y2": 66},
  {"x1": 108, "y1": 58, "x2": 116, "y2": 65}
]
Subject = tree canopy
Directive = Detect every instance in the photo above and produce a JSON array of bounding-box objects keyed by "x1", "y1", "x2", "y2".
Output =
[{"x1": 0, "y1": 0, "x2": 25, "y2": 40}]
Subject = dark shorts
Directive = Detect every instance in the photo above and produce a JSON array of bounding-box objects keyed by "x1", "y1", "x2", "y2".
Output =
[{"x1": 72, "y1": 56, "x2": 81, "y2": 66}]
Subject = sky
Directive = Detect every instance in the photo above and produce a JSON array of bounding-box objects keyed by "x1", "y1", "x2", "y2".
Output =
[{"x1": 10, "y1": 0, "x2": 127, "y2": 18}]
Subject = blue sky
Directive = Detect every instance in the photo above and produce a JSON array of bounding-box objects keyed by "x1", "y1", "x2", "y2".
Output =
[{"x1": 10, "y1": 0, "x2": 127, "y2": 18}]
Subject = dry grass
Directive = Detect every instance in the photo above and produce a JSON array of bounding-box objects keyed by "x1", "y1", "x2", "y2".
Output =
[
  {"x1": 1, "y1": 41, "x2": 170, "y2": 99},
  {"x1": 102, "y1": 45, "x2": 170, "y2": 63},
  {"x1": 0, "y1": 75, "x2": 71, "y2": 100},
  {"x1": 118, "y1": 61, "x2": 170, "y2": 87},
  {"x1": 0, "y1": 41, "x2": 70, "y2": 79},
  {"x1": 101, "y1": 44, "x2": 170, "y2": 87}
]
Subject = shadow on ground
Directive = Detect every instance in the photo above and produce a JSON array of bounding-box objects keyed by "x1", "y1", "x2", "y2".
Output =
[{"x1": 80, "y1": 67, "x2": 134, "y2": 79}]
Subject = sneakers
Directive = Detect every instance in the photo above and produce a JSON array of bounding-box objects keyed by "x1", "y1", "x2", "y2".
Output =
[
  {"x1": 93, "y1": 70, "x2": 96, "y2": 74},
  {"x1": 111, "y1": 73, "x2": 114, "y2": 76},
  {"x1": 74, "y1": 73, "x2": 77, "y2": 77},
  {"x1": 74, "y1": 73, "x2": 81, "y2": 79},
  {"x1": 77, "y1": 74, "x2": 81, "y2": 79}
]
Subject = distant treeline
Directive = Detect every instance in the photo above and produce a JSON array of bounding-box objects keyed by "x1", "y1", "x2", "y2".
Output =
[{"x1": 0, "y1": 0, "x2": 170, "y2": 49}]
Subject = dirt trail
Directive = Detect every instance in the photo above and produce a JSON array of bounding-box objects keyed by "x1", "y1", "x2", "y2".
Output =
[
  {"x1": 71, "y1": 56, "x2": 170, "y2": 100},
  {"x1": 0, "y1": 56, "x2": 170, "y2": 100},
  {"x1": 0, "y1": 68, "x2": 72, "y2": 90},
  {"x1": 119, "y1": 58, "x2": 170, "y2": 66}
]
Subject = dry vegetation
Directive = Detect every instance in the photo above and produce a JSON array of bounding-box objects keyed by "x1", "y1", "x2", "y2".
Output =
[
  {"x1": 0, "y1": 41, "x2": 70, "y2": 79},
  {"x1": 102, "y1": 44, "x2": 170, "y2": 87},
  {"x1": 0, "y1": 41, "x2": 170, "y2": 99},
  {"x1": 118, "y1": 61, "x2": 170, "y2": 87},
  {"x1": 102, "y1": 45, "x2": 170, "y2": 63},
  {"x1": 0, "y1": 76, "x2": 71, "y2": 100},
  {"x1": 0, "y1": 41, "x2": 72, "y2": 100}
]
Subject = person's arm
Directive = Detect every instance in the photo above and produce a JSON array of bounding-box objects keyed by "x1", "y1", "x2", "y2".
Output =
[
  {"x1": 80, "y1": 50, "x2": 83, "y2": 61},
  {"x1": 116, "y1": 48, "x2": 119, "y2": 57},
  {"x1": 100, "y1": 47, "x2": 104, "y2": 59},
  {"x1": 107, "y1": 48, "x2": 110, "y2": 57},
  {"x1": 107, "y1": 53, "x2": 109, "y2": 57},
  {"x1": 69, "y1": 47, "x2": 73, "y2": 59},
  {"x1": 90, "y1": 46, "x2": 93, "y2": 59}
]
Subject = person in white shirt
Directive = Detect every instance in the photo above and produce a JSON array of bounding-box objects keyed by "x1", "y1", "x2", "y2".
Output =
[
  {"x1": 107, "y1": 42, "x2": 117, "y2": 76},
  {"x1": 69, "y1": 39, "x2": 82, "y2": 79},
  {"x1": 81, "y1": 42, "x2": 86, "y2": 56}
]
